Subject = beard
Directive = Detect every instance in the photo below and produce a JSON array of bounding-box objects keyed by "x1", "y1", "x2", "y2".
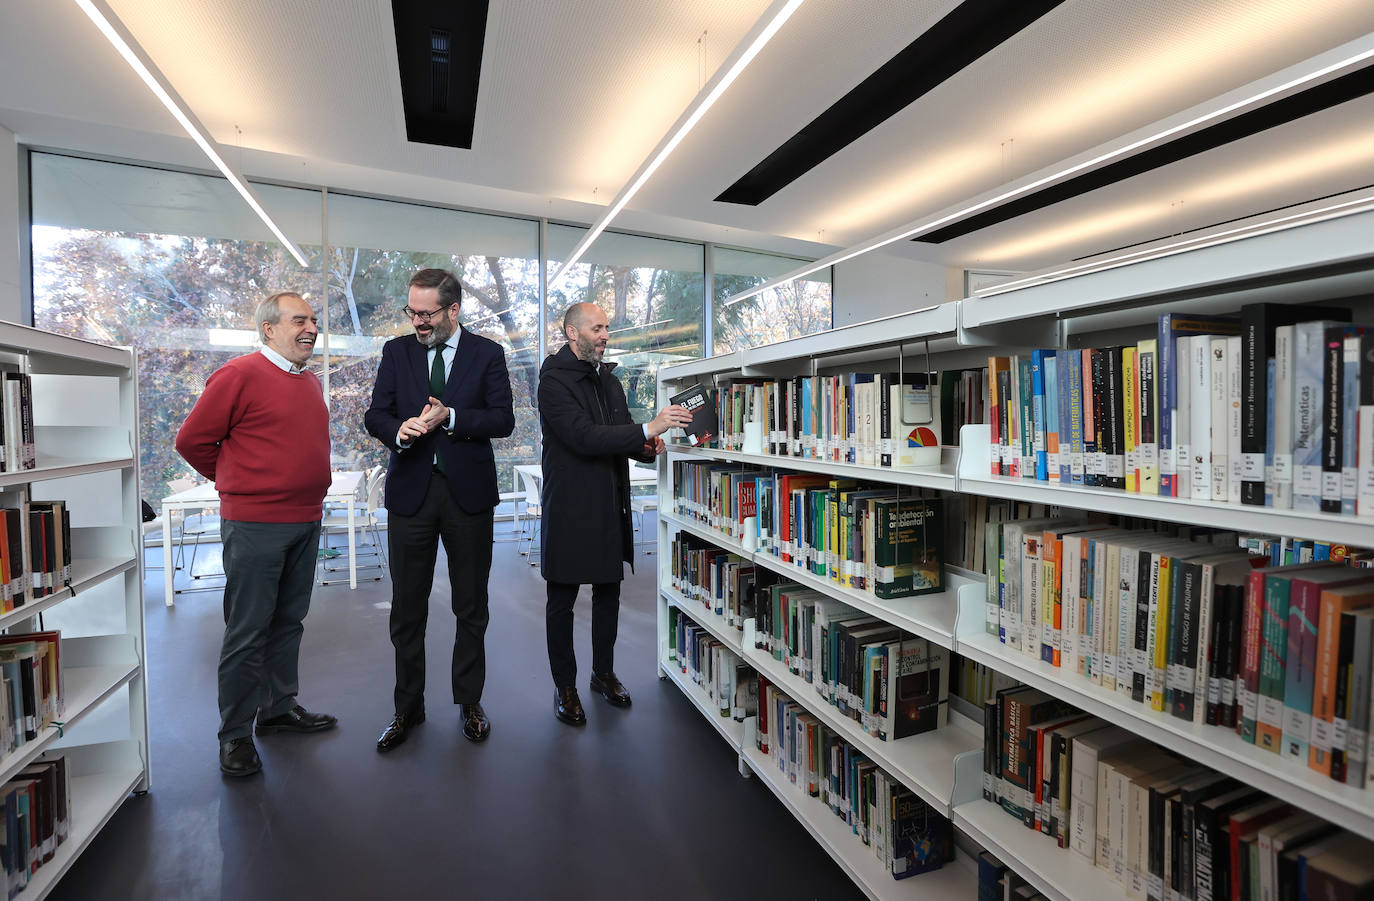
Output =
[
  {"x1": 576, "y1": 333, "x2": 605, "y2": 363},
  {"x1": 416, "y1": 314, "x2": 456, "y2": 349}
]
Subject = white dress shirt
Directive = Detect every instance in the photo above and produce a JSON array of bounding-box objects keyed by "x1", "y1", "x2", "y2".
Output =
[{"x1": 396, "y1": 331, "x2": 460, "y2": 449}]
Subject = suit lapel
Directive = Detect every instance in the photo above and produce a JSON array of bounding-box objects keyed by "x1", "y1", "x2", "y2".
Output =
[
  {"x1": 442, "y1": 326, "x2": 479, "y2": 402},
  {"x1": 407, "y1": 338, "x2": 431, "y2": 399}
]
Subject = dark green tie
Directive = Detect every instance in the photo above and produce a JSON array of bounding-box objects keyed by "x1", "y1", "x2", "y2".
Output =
[{"x1": 430, "y1": 346, "x2": 446, "y2": 473}]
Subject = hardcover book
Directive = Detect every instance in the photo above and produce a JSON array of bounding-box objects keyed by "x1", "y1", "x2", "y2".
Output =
[{"x1": 669, "y1": 383, "x2": 719, "y2": 447}]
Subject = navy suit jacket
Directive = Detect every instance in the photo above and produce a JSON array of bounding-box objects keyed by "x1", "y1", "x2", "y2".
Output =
[{"x1": 364, "y1": 326, "x2": 515, "y2": 516}]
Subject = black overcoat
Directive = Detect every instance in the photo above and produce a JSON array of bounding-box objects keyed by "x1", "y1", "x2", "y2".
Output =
[{"x1": 537, "y1": 344, "x2": 653, "y2": 584}]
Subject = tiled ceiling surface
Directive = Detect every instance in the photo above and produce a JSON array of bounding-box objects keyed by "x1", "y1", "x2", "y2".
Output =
[{"x1": 0, "y1": 0, "x2": 1371, "y2": 274}]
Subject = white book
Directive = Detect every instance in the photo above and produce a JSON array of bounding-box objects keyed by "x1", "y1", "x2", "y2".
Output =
[
  {"x1": 1063, "y1": 533, "x2": 1084, "y2": 678},
  {"x1": 1273, "y1": 325, "x2": 1296, "y2": 509},
  {"x1": 1097, "y1": 535, "x2": 1118, "y2": 690},
  {"x1": 1116, "y1": 542, "x2": 1137, "y2": 699},
  {"x1": 1069, "y1": 728, "x2": 1137, "y2": 861},
  {"x1": 1360, "y1": 379, "x2": 1374, "y2": 518},
  {"x1": 1024, "y1": 530, "x2": 1044, "y2": 662},
  {"x1": 1176, "y1": 337, "x2": 1192, "y2": 499},
  {"x1": 1187, "y1": 337, "x2": 1212, "y2": 501},
  {"x1": 1292, "y1": 321, "x2": 1341, "y2": 511},
  {"x1": 1227, "y1": 335, "x2": 1243, "y2": 505},
  {"x1": 1209, "y1": 337, "x2": 1228, "y2": 501}
]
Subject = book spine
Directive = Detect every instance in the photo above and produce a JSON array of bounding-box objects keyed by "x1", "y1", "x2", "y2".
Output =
[
  {"x1": 1159, "y1": 315, "x2": 1176, "y2": 496},
  {"x1": 1084, "y1": 350, "x2": 1100, "y2": 487},
  {"x1": 1105, "y1": 348, "x2": 1126, "y2": 490},
  {"x1": 1345, "y1": 611, "x2": 1373, "y2": 787},
  {"x1": 1227, "y1": 336, "x2": 1243, "y2": 506},
  {"x1": 1124, "y1": 347, "x2": 1139, "y2": 493},
  {"x1": 1292, "y1": 322, "x2": 1332, "y2": 511},
  {"x1": 1068, "y1": 350, "x2": 1086, "y2": 485},
  {"x1": 1189, "y1": 337, "x2": 1213, "y2": 501},
  {"x1": 1281, "y1": 581, "x2": 1320, "y2": 764},
  {"x1": 1139, "y1": 339, "x2": 1160, "y2": 496},
  {"x1": 1238, "y1": 571, "x2": 1266, "y2": 743},
  {"x1": 1265, "y1": 358, "x2": 1277, "y2": 506},
  {"x1": 1321, "y1": 328, "x2": 1346, "y2": 514},
  {"x1": 1240, "y1": 309, "x2": 1266, "y2": 505},
  {"x1": 1176, "y1": 338, "x2": 1193, "y2": 500},
  {"x1": 1255, "y1": 576, "x2": 1289, "y2": 754},
  {"x1": 1330, "y1": 610, "x2": 1358, "y2": 782},
  {"x1": 1032, "y1": 351, "x2": 1048, "y2": 481},
  {"x1": 1360, "y1": 334, "x2": 1374, "y2": 517},
  {"x1": 1273, "y1": 326, "x2": 1296, "y2": 509},
  {"x1": 1019, "y1": 358, "x2": 1035, "y2": 480},
  {"x1": 985, "y1": 363, "x2": 999, "y2": 477},
  {"x1": 1340, "y1": 337, "x2": 1359, "y2": 515},
  {"x1": 1308, "y1": 591, "x2": 1344, "y2": 777},
  {"x1": 1209, "y1": 337, "x2": 1228, "y2": 502}
]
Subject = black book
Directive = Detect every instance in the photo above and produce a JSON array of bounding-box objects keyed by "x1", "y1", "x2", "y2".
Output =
[
  {"x1": 1104, "y1": 346, "x2": 1126, "y2": 490},
  {"x1": 1172, "y1": 560, "x2": 1202, "y2": 720},
  {"x1": 668, "y1": 383, "x2": 718, "y2": 448},
  {"x1": 1240, "y1": 303, "x2": 1352, "y2": 505},
  {"x1": 1193, "y1": 787, "x2": 1262, "y2": 901},
  {"x1": 1090, "y1": 349, "x2": 1108, "y2": 488},
  {"x1": 1174, "y1": 772, "x2": 1236, "y2": 901}
]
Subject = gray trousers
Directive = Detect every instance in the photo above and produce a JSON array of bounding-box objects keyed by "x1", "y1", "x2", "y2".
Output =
[{"x1": 217, "y1": 518, "x2": 321, "y2": 742}]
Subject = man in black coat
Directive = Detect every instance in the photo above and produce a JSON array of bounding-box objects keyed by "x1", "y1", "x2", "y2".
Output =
[
  {"x1": 364, "y1": 268, "x2": 514, "y2": 751},
  {"x1": 538, "y1": 302, "x2": 691, "y2": 725}
]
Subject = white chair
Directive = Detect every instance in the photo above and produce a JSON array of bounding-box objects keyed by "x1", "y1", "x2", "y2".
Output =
[
  {"x1": 516, "y1": 469, "x2": 542, "y2": 565},
  {"x1": 494, "y1": 488, "x2": 525, "y2": 543},
  {"x1": 631, "y1": 494, "x2": 658, "y2": 557},
  {"x1": 166, "y1": 476, "x2": 225, "y2": 590},
  {"x1": 319, "y1": 466, "x2": 387, "y2": 584}
]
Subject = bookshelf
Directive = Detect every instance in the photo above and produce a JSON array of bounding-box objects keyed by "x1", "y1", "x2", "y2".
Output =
[
  {"x1": 656, "y1": 205, "x2": 1374, "y2": 900},
  {"x1": 0, "y1": 321, "x2": 150, "y2": 898}
]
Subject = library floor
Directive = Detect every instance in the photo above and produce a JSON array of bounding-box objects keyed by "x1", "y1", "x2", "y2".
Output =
[{"x1": 48, "y1": 521, "x2": 866, "y2": 901}]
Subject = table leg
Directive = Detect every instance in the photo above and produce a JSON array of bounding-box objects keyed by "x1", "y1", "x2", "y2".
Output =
[
  {"x1": 347, "y1": 499, "x2": 357, "y2": 589},
  {"x1": 163, "y1": 511, "x2": 174, "y2": 607}
]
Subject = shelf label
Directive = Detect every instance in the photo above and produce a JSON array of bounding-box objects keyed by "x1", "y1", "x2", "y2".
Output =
[
  {"x1": 1343, "y1": 466, "x2": 1357, "y2": 498},
  {"x1": 1240, "y1": 452, "x2": 1266, "y2": 481},
  {"x1": 1312, "y1": 717, "x2": 1335, "y2": 752},
  {"x1": 1295, "y1": 464, "x2": 1322, "y2": 495},
  {"x1": 1206, "y1": 677, "x2": 1221, "y2": 705},
  {"x1": 1321, "y1": 471, "x2": 1343, "y2": 502},
  {"x1": 1140, "y1": 443, "x2": 1159, "y2": 467},
  {"x1": 1274, "y1": 453, "x2": 1293, "y2": 482},
  {"x1": 1148, "y1": 875, "x2": 1165, "y2": 900},
  {"x1": 1161, "y1": 446, "x2": 1176, "y2": 475},
  {"x1": 1259, "y1": 695, "x2": 1284, "y2": 727},
  {"x1": 1107, "y1": 455, "x2": 1125, "y2": 478},
  {"x1": 1333, "y1": 716, "x2": 1349, "y2": 749},
  {"x1": 1167, "y1": 663, "x2": 1192, "y2": 691},
  {"x1": 1220, "y1": 677, "x2": 1235, "y2": 706}
]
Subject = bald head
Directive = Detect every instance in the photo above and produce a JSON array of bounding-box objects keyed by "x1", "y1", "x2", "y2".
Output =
[{"x1": 563, "y1": 302, "x2": 609, "y2": 364}]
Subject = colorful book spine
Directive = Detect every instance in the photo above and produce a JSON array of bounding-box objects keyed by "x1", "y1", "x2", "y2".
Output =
[
  {"x1": 1123, "y1": 347, "x2": 1139, "y2": 493},
  {"x1": 1137, "y1": 339, "x2": 1159, "y2": 496},
  {"x1": 1067, "y1": 350, "x2": 1085, "y2": 485},
  {"x1": 1046, "y1": 353, "x2": 1061, "y2": 483},
  {"x1": 1031, "y1": 350, "x2": 1049, "y2": 482}
]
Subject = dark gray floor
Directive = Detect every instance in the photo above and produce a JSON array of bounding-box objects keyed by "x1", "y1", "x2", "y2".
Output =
[{"x1": 48, "y1": 525, "x2": 865, "y2": 901}]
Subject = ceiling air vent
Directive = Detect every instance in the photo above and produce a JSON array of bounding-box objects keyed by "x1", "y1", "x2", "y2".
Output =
[{"x1": 391, "y1": 0, "x2": 489, "y2": 149}]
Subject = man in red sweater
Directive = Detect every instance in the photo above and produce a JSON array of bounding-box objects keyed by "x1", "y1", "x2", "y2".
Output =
[{"x1": 175, "y1": 291, "x2": 337, "y2": 777}]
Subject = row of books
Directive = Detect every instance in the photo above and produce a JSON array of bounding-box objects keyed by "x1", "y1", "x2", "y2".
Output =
[
  {"x1": 666, "y1": 607, "x2": 757, "y2": 722},
  {"x1": 670, "y1": 460, "x2": 946, "y2": 599},
  {"x1": 982, "y1": 691, "x2": 1374, "y2": 901},
  {"x1": 2, "y1": 753, "x2": 70, "y2": 898},
  {"x1": 668, "y1": 530, "x2": 951, "y2": 743},
  {"x1": 0, "y1": 371, "x2": 36, "y2": 475},
  {"x1": 0, "y1": 631, "x2": 64, "y2": 759},
  {"x1": 986, "y1": 515, "x2": 1374, "y2": 787},
  {"x1": 677, "y1": 367, "x2": 986, "y2": 464},
  {"x1": 986, "y1": 303, "x2": 1374, "y2": 518},
  {"x1": 0, "y1": 502, "x2": 73, "y2": 612},
  {"x1": 757, "y1": 673, "x2": 952, "y2": 881}
]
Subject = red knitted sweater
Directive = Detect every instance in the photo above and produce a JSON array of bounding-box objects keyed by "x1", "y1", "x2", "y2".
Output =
[{"x1": 174, "y1": 352, "x2": 331, "y2": 522}]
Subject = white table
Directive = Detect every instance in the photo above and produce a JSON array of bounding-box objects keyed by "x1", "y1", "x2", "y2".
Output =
[
  {"x1": 160, "y1": 470, "x2": 366, "y2": 605},
  {"x1": 511, "y1": 462, "x2": 657, "y2": 537}
]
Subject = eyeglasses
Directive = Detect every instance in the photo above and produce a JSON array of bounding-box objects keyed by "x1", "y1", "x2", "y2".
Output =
[{"x1": 402, "y1": 305, "x2": 451, "y2": 323}]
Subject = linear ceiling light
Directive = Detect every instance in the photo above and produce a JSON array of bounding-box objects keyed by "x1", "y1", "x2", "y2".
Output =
[
  {"x1": 721, "y1": 37, "x2": 1374, "y2": 307},
  {"x1": 74, "y1": 0, "x2": 310, "y2": 268},
  {"x1": 548, "y1": 0, "x2": 805, "y2": 289}
]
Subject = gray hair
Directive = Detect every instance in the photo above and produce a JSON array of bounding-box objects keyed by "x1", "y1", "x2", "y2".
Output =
[{"x1": 255, "y1": 292, "x2": 304, "y2": 343}]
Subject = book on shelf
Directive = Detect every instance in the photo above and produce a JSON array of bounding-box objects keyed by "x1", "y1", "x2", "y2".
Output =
[
  {"x1": 668, "y1": 382, "x2": 719, "y2": 448},
  {"x1": 0, "y1": 371, "x2": 37, "y2": 474}
]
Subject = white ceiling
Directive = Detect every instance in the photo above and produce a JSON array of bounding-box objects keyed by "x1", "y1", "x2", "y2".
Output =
[{"x1": 1, "y1": 0, "x2": 1372, "y2": 275}]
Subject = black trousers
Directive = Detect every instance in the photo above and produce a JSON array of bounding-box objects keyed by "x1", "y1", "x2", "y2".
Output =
[
  {"x1": 217, "y1": 519, "x2": 321, "y2": 742},
  {"x1": 387, "y1": 471, "x2": 493, "y2": 715},
  {"x1": 545, "y1": 580, "x2": 619, "y2": 689}
]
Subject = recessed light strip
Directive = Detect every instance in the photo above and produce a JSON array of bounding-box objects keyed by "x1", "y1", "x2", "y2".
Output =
[
  {"x1": 974, "y1": 191, "x2": 1374, "y2": 297},
  {"x1": 548, "y1": 0, "x2": 805, "y2": 289},
  {"x1": 74, "y1": 0, "x2": 311, "y2": 268},
  {"x1": 721, "y1": 37, "x2": 1374, "y2": 307}
]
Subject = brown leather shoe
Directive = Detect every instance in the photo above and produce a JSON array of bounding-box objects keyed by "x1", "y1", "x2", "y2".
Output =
[
  {"x1": 376, "y1": 711, "x2": 424, "y2": 752},
  {"x1": 554, "y1": 686, "x2": 586, "y2": 725},
  {"x1": 589, "y1": 671, "x2": 631, "y2": 707},
  {"x1": 461, "y1": 703, "x2": 490, "y2": 742}
]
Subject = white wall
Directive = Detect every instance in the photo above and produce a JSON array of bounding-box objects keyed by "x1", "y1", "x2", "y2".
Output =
[
  {"x1": 0, "y1": 123, "x2": 20, "y2": 324},
  {"x1": 831, "y1": 251, "x2": 952, "y2": 327}
]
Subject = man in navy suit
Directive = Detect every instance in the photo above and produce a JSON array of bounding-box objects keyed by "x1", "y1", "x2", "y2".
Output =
[{"x1": 364, "y1": 268, "x2": 514, "y2": 751}]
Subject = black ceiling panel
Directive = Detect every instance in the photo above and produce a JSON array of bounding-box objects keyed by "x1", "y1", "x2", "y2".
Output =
[
  {"x1": 913, "y1": 63, "x2": 1374, "y2": 244},
  {"x1": 391, "y1": 0, "x2": 490, "y2": 149},
  {"x1": 714, "y1": 0, "x2": 1065, "y2": 206}
]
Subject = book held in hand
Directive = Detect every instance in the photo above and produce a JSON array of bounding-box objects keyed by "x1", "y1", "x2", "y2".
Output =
[{"x1": 669, "y1": 383, "x2": 719, "y2": 447}]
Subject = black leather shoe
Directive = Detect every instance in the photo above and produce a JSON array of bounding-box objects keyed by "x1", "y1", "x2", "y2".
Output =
[
  {"x1": 376, "y1": 711, "x2": 424, "y2": 752},
  {"x1": 461, "y1": 703, "x2": 490, "y2": 743},
  {"x1": 219, "y1": 737, "x2": 262, "y2": 777},
  {"x1": 256, "y1": 705, "x2": 338, "y2": 735},
  {"x1": 554, "y1": 686, "x2": 586, "y2": 725},
  {"x1": 590, "y1": 671, "x2": 632, "y2": 707}
]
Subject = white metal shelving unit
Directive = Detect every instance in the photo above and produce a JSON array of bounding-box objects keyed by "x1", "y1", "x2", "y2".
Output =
[
  {"x1": 654, "y1": 206, "x2": 1374, "y2": 901},
  {"x1": 0, "y1": 322, "x2": 150, "y2": 899}
]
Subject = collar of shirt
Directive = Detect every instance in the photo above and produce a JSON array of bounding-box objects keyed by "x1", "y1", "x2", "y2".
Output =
[
  {"x1": 260, "y1": 345, "x2": 305, "y2": 374},
  {"x1": 428, "y1": 329, "x2": 461, "y2": 366}
]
